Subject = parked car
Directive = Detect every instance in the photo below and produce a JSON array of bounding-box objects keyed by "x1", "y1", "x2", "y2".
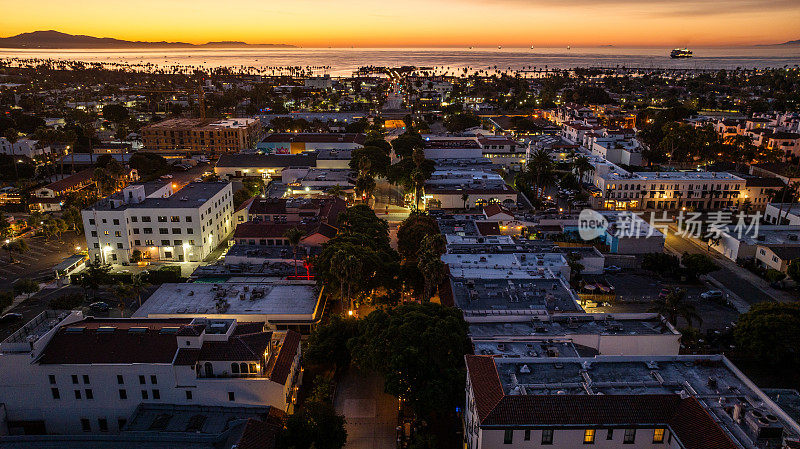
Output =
[
  {"x1": 89, "y1": 301, "x2": 110, "y2": 313},
  {"x1": 0, "y1": 313, "x2": 23, "y2": 324},
  {"x1": 700, "y1": 290, "x2": 724, "y2": 300}
]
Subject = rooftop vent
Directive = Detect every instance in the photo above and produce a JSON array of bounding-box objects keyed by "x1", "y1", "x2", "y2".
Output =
[{"x1": 159, "y1": 327, "x2": 180, "y2": 334}]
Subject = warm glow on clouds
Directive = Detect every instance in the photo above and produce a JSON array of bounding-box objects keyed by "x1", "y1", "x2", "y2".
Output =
[{"x1": 1, "y1": 0, "x2": 799, "y2": 47}]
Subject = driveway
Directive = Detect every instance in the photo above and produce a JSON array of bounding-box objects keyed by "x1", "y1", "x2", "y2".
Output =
[{"x1": 334, "y1": 368, "x2": 398, "y2": 449}]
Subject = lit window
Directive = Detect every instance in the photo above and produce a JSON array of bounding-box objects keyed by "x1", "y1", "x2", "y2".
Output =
[
  {"x1": 584, "y1": 429, "x2": 595, "y2": 444},
  {"x1": 653, "y1": 428, "x2": 665, "y2": 443}
]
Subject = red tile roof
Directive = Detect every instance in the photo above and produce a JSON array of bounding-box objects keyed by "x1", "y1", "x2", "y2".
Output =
[
  {"x1": 269, "y1": 330, "x2": 301, "y2": 384},
  {"x1": 483, "y1": 204, "x2": 514, "y2": 219},
  {"x1": 38, "y1": 318, "x2": 193, "y2": 365},
  {"x1": 236, "y1": 417, "x2": 281, "y2": 449},
  {"x1": 465, "y1": 355, "x2": 738, "y2": 449},
  {"x1": 43, "y1": 168, "x2": 95, "y2": 194}
]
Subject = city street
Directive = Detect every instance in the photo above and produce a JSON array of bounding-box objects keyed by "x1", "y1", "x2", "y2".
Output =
[
  {"x1": 0, "y1": 231, "x2": 84, "y2": 290},
  {"x1": 663, "y1": 223, "x2": 794, "y2": 306}
]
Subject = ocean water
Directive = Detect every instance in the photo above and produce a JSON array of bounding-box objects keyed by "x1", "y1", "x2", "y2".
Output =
[{"x1": 1, "y1": 47, "x2": 799, "y2": 76}]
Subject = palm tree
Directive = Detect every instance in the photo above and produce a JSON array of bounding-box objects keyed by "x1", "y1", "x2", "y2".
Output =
[
  {"x1": 2, "y1": 239, "x2": 28, "y2": 263},
  {"x1": 461, "y1": 193, "x2": 470, "y2": 210},
  {"x1": 355, "y1": 175, "x2": 376, "y2": 203},
  {"x1": 418, "y1": 256, "x2": 447, "y2": 302},
  {"x1": 115, "y1": 273, "x2": 151, "y2": 309},
  {"x1": 4, "y1": 128, "x2": 20, "y2": 180},
  {"x1": 325, "y1": 185, "x2": 344, "y2": 200},
  {"x1": 525, "y1": 148, "x2": 554, "y2": 201},
  {"x1": 649, "y1": 288, "x2": 701, "y2": 328},
  {"x1": 284, "y1": 227, "x2": 306, "y2": 278},
  {"x1": 572, "y1": 155, "x2": 593, "y2": 183}
]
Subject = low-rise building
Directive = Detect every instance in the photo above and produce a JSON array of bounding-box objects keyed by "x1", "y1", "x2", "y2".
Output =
[
  {"x1": 468, "y1": 313, "x2": 681, "y2": 357},
  {"x1": 0, "y1": 311, "x2": 302, "y2": 435},
  {"x1": 0, "y1": 138, "x2": 50, "y2": 158},
  {"x1": 82, "y1": 181, "x2": 233, "y2": 264},
  {"x1": 765, "y1": 203, "x2": 800, "y2": 226},
  {"x1": 214, "y1": 153, "x2": 317, "y2": 179},
  {"x1": 465, "y1": 354, "x2": 800, "y2": 449},
  {"x1": 31, "y1": 168, "x2": 98, "y2": 213},
  {"x1": 257, "y1": 133, "x2": 365, "y2": 155},
  {"x1": 425, "y1": 169, "x2": 517, "y2": 209},
  {"x1": 755, "y1": 244, "x2": 800, "y2": 273},
  {"x1": 133, "y1": 279, "x2": 323, "y2": 333},
  {"x1": 141, "y1": 118, "x2": 263, "y2": 154}
]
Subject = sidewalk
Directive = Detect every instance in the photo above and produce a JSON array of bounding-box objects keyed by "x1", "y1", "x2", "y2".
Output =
[{"x1": 334, "y1": 368, "x2": 398, "y2": 449}]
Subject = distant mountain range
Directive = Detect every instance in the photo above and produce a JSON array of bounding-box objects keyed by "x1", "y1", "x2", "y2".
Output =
[
  {"x1": 0, "y1": 30, "x2": 295, "y2": 49},
  {"x1": 758, "y1": 39, "x2": 800, "y2": 47}
]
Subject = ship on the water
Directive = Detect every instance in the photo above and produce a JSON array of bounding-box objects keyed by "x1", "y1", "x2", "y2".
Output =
[{"x1": 670, "y1": 48, "x2": 693, "y2": 58}]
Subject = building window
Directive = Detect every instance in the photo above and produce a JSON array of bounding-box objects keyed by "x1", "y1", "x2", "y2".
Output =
[
  {"x1": 186, "y1": 390, "x2": 193, "y2": 400},
  {"x1": 141, "y1": 390, "x2": 148, "y2": 400},
  {"x1": 503, "y1": 430, "x2": 513, "y2": 444},
  {"x1": 185, "y1": 216, "x2": 192, "y2": 222},
  {"x1": 74, "y1": 390, "x2": 81, "y2": 399},
  {"x1": 623, "y1": 429, "x2": 636, "y2": 444},
  {"x1": 85, "y1": 389, "x2": 93, "y2": 399},
  {"x1": 142, "y1": 216, "x2": 151, "y2": 222},
  {"x1": 607, "y1": 429, "x2": 614, "y2": 440},
  {"x1": 152, "y1": 389, "x2": 160, "y2": 400},
  {"x1": 542, "y1": 429, "x2": 554, "y2": 445},
  {"x1": 159, "y1": 228, "x2": 168, "y2": 234},
  {"x1": 117, "y1": 375, "x2": 124, "y2": 384},
  {"x1": 119, "y1": 389, "x2": 127, "y2": 399},
  {"x1": 113, "y1": 219, "x2": 120, "y2": 225},
  {"x1": 228, "y1": 391, "x2": 235, "y2": 401},
  {"x1": 118, "y1": 418, "x2": 127, "y2": 430},
  {"x1": 172, "y1": 228, "x2": 181, "y2": 234},
  {"x1": 51, "y1": 388, "x2": 60, "y2": 399},
  {"x1": 158, "y1": 216, "x2": 167, "y2": 222},
  {"x1": 171, "y1": 216, "x2": 180, "y2": 222},
  {"x1": 81, "y1": 418, "x2": 91, "y2": 432},
  {"x1": 161, "y1": 240, "x2": 170, "y2": 246},
  {"x1": 524, "y1": 429, "x2": 530, "y2": 441},
  {"x1": 49, "y1": 375, "x2": 56, "y2": 384},
  {"x1": 584, "y1": 429, "x2": 595, "y2": 444},
  {"x1": 98, "y1": 418, "x2": 108, "y2": 432},
  {"x1": 653, "y1": 428, "x2": 665, "y2": 443}
]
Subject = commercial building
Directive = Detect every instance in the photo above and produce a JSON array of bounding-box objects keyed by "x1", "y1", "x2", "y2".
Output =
[
  {"x1": 30, "y1": 168, "x2": 98, "y2": 213},
  {"x1": 765, "y1": 203, "x2": 800, "y2": 226},
  {"x1": 0, "y1": 403, "x2": 282, "y2": 448},
  {"x1": 708, "y1": 225, "x2": 800, "y2": 262},
  {"x1": 468, "y1": 313, "x2": 681, "y2": 357},
  {"x1": 425, "y1": 169, "x2": 518, "y2": 209},
  {"x1": 142, "y1": 118, "x2": 263, "y2": 154},
  {"x1": 465, "y1": 354, "x2": 800, "y2": 449},
  {"x1": 256, "y1": 133, "x2": 365, "y2": 155},
  {"x1": 0, "y1": 311, "x2": 301, "y2": 435},
  {"x1": 214, "y1": 153, "x2": 317, "y2": 179},
  {"x1": 133, "y1": 279, "x2": 323, "y2": 333},
  {"x1": 82, "y1": 181, "x2": 233, "y2": 264},
  {"x1": 0, "y1": 138, "x2": 51, "y2": 158},
  {"x1": 594, "y1": 170, "x2": 745, "y2": 211}
]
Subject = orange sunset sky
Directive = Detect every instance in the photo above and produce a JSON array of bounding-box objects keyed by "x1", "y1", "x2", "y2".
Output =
[{"x1": 1, "y1": 0, "x2": 800, "y2": 47}]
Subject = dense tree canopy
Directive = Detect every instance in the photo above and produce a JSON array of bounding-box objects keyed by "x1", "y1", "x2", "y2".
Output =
[
  {"x1": 734, "y1": 302, "x2": 800, "y2": 369},
  {"x1": 348, "y1": 303, "x2": 471, "y2": 418}
]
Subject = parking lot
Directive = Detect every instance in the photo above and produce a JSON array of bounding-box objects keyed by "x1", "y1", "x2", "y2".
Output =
[
  {"x1": 0, "y1": 231, "x2": 84, "y2": 290},
  {"x1": 587, "y1": 271, "x2": 740, "y2": 332}
]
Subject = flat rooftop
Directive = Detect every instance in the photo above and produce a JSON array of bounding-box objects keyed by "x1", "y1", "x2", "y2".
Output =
[
  {"x1": 91, "y1": 182, "x2": 228, "y2": 211},
  {"x1": 451, "y1": 277, "x2": 582, "y2": 314},
  {"x1": 134, "y1": 281, "x2": 320, "y2": 319},
  {"x1": 468, "y1": 354, "x2": 800, "y2": 448},
  {"x1": 599, "y1": 170, "x2": 744, "y2": 182},
  {"x1": 467, "y1": 313, "x2": 677, "y2": 339}
]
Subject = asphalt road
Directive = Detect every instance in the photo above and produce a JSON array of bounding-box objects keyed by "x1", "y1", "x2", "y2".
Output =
[
  {"x1": 662, "y1": 227, "x2": 790, "y2": 305},
  {"x1": 0, "y1": 231, "x2": 84, "y2": 290}
]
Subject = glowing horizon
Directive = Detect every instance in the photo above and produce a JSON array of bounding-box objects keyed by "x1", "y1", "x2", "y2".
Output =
[{"x1": 2, "y1": 0, "x2": 800, "y2": 48}]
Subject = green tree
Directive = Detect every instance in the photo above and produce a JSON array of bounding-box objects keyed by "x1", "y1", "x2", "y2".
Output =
[
  {"x1": 443, "y1": 112, "x2": 481, "y2": 133},
  {"x1": 304, "y1": 314, "x2": 360, "y2": 369},
  {"x1": 348, "y1": 303, "x2": 471, "y2": 418},
  {"x1": 13, "y1": 278, "x2": 39, "y2": 299},
  {"x1": 284, "y1": 227, "x2": 306, "y2": 278},
  {"x1": 734, "y1": 302, "x2": 800, "y2": 368},
  {"x1": 114, "y1": 274, "x2": 150, "y2": 308},
  {"x1": 76, "y1": 261, "x2": 112, "y2": 300},
  {"x1": 649, "y1": 287, "x2": 701, "y2": 327},
  {"x1": 101, "y1": 104, "x2": 129, "y2": 123},
  {"x1": 787, "y1": 259, "x2": 800, "y2": 283},
  {"x1": 0, "y1": 290, "x2": 13, "y2": 311},
  {"x1": 681, "y1": 252, "x2": 718, "y2": 280},
  {"x1": 396, "y1": 212, "x2": 439, "y2": 262},
  {"x1": 278, "y1": 401, "x2": 347, "y2": 449},
  {"x1": 354, "y1": 175, "x2": 376, "y2": 202},
  {"x1": 2, "y1": 239, "x2": 27, "y2": 263},
  {"x1": 350, "y1": 145, "x2": 390, "y2": 178}
]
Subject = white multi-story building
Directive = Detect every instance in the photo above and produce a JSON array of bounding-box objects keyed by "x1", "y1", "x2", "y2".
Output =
[
  {"x1": 594, "y1": 170, "x2": 745, "y2": 211},
  {"x1": 0, "y1": 311, "x2": 302, "y2": 435},
  {"x1": 0, "y1": 138, "x2": 51, "y2": 158},
  {"x1": 82, "y1": 181, "x2": 233, "y2": 264},
  {"x1": 464, "y1": 354, "x2": 800, "y2": 449}
]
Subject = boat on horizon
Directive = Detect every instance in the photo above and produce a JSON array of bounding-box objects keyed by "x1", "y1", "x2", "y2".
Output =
[{"x1": 670, "y1": 48, "x2": 693, "y2": 58}]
